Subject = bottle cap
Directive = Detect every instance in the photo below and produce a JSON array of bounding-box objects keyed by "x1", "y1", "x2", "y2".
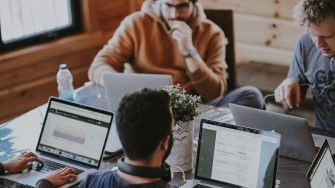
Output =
[{"x1": 60, "y1": 64, "x2": 68, "y2": 70}]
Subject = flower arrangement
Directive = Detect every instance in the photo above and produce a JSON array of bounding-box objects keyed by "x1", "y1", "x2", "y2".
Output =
[{"x1": 163, "y1": 84, "x2": 201, "y2": 123}]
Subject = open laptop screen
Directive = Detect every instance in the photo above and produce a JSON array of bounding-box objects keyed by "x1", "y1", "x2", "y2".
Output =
[
  {"x1": 195, "y1": 119, "x2": 281, "y2": 188},
  {"x1": 103, "y1": 72, "x2": 172, "y2": 112},
  {"x1": 307, "y1": 139, "x2": 335, "y2": 188},
  {"x1": 36, "y1": 98, "x2": 113, "y2": 168}
]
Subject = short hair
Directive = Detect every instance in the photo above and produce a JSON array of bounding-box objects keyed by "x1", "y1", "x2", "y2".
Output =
[
  {"x1": 294, "y1": 0, "x2": 335, "y2": 27},
  {"x1": 116, "y1": 88, "x2": 172, "y2": 160}
]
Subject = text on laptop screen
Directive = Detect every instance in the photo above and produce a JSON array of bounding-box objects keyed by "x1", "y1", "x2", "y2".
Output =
[
  {"x1": 38, "y1": 100, "x2": 112, "y2": 167},
  {"x1": 309, "y1": 145, "x2": 335, "y2": 188},
  {"x1": 196, "y1": 123, "x2": 280, "y2": 188}
]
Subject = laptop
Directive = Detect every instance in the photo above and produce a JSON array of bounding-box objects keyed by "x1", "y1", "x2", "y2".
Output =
[
  {"x1": 183, "y1": 119, "x2": 281, "y2": 188},
  {"x1": 230, "y1": 103, "x2": 316, "y2": 162},
  {"x1": 307, "y1": 139, "x2": 335, "y2": 188},
  {"x1": 2, "y1": 97, "x2": 113, "y2": 187},
  {"x1": 103, "y1": 72, "x2": 172, "y2": 152}
]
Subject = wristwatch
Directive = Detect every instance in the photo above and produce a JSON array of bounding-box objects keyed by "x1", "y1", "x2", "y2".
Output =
[{"x1": 183, "y1": 47, "x2": 198, "y2": 59}]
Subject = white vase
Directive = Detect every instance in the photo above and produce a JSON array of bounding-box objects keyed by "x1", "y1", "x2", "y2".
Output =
[{"x1": 166, "y1": 121, "x2": 193, "y2": 172}]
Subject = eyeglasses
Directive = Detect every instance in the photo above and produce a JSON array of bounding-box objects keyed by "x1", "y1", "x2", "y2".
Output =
[
  {"x1": 163, "y1": 1, "x2": 191, "y2": 12},
  {"x1": 312, "y1": 57, "x2": 335, "y2": 97}
]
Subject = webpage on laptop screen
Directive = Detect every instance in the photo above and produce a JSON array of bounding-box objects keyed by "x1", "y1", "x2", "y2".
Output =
[
  {"x1": 38, "y1": 101, "x2": 111, "y2": 167},
  {"x1": 196, "y1": 123, "x2": 280, "y2": 188}
]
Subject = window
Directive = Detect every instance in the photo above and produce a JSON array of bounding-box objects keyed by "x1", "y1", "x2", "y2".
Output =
[{"x1": 0, "y1": 0, "x2": 81, "y2": 52}]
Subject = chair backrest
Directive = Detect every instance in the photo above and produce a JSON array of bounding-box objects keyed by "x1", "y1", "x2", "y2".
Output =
[{"x1": 205, "y1": 9, "x2": 236, "y2": 92}]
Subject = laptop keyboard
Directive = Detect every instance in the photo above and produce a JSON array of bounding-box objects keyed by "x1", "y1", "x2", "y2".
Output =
[
  {"x1": 33, "y1": 159, "x2": 84, "y2": 175},
  {"x1": 193, "y1": 184, "x2": 214, "y2": 188}
]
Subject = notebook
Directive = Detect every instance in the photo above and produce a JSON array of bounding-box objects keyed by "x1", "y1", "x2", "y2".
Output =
[
  {"x1": 103, "y1": 72, "x2": 172, "y2": 152},
  {"x1": 183, "y1": 119, "x2": 281, "y2": 188},
  {"x1": 230, "y1": 103, "x2": 317, "y2": 162},
  {"x1": 2, "y1": 97, "x2": 113, "y2": 187},
  {"x1": 307, "y1": 139, "x2": 335, "y2": 188}
]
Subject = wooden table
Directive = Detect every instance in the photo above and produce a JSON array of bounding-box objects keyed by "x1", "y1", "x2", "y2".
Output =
[{"x1": 1, "y1": 83, "x2": 334, "y2": 188}]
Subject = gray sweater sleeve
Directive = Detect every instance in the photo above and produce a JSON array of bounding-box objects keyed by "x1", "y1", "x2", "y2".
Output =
[{"x1": 287, "y1": 33, "x2": 309, "y2": 99}]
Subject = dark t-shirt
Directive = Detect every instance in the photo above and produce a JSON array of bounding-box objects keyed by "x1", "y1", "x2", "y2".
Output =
[
  {"x1": 288, "y1": 32, "x2": 335, "y2": 131},
  {"x1": 79, "y1": 171, "x2": 172, "y2": 188}
]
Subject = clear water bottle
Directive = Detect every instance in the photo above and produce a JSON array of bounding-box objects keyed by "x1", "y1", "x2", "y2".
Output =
[{"x1": 57, "y1": 64, "x2": 74, "y2": 101}]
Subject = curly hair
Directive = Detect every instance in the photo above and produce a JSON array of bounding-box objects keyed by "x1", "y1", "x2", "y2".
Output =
[{"x1": 294, "y1": 0, "x2": 335, "y2": 27}]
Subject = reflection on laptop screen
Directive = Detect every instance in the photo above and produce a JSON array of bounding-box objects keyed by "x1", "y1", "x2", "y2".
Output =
[
  {"x1": 37, "y1": 100, "x2": 112, "y2": 167},
  {"x1": 195, "y1": 121, "x2": 280, "y2": 188}
]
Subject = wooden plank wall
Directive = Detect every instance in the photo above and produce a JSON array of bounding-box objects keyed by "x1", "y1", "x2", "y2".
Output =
[
  {"x1": 0, "y1": 0, "x2": 136, "y2": 123},
  {"x1": 201, "y1": 0, "x2": 304, "y2": 65}
]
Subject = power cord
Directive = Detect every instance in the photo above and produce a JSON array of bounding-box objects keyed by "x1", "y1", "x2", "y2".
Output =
[
  {"x1": 103, "y1": 149, "x2": 124, "y2": 161},
  {"x1": 263, "y1": 93, "x2": 275, "y2": 106},
  {"x1": 263, "y1": 93, "x2": 290, "y2": 113},
  {"x1": 300, "y1": 83, "x2": 311, "y2": 88},
  {"x1": 170, "y1": 165, "x2": 186, "y2": 182},
  {"x1": 263, "y1": 83, "x2": 312, "y2": 112}
]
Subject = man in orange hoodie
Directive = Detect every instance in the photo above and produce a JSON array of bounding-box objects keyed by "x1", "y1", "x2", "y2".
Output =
[{"x1": 89, "y1": 0, "x2": 263, "y2": 109}]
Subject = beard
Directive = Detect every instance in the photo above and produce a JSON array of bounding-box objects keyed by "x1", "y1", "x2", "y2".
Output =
[
  {"x1": 163, "y1": 132, "x2": 174, "y2": 161},
  {"x1": 160, "y1": 3, "x2": 194, "y2": 30}
]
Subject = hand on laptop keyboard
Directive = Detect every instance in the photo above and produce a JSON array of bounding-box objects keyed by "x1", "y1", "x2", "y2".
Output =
[
  {"x1": 1, "y1": 151, "x2": 44, "y2": 173},
  {"x1": 43, "y1": 167, "x2": 78, "y2": 187},
  {"x1": 39, "y1": 159, "x2": 84, "y2": 175}
]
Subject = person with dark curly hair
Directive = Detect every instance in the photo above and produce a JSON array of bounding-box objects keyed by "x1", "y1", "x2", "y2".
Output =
[
  {"x1": 274, "y1": 0, "x2": 335, "y2": 131},
  {"x1": 88, "y1": 0, "x2": 264, "y2": 110}
]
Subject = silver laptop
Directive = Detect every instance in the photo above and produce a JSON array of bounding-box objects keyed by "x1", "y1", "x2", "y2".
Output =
[
  {"x1": 2, "y1": 97, "x2": 113, "y2": 187},
  {"x1": 230, "y1": 103, "x2": 316, "y2": 162},
  {"x1": 103, "y1": 72, "x2": 172, "y2": 152},
  {"x1": 307, "y1": 139, "x2": 335, "y2": 188},
  {"x1": 183, "y1": 119, "x2": 281, "y2": 188}
]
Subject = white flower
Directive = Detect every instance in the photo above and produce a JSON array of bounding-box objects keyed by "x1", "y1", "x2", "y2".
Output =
[{"x1": 163, "y1": 84, "x2": 201, "y2": 123}]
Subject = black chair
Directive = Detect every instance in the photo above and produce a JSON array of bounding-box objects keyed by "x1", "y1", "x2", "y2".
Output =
[{"x1": 205, "y1": 9, "x2": 236, "y2": 92}]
